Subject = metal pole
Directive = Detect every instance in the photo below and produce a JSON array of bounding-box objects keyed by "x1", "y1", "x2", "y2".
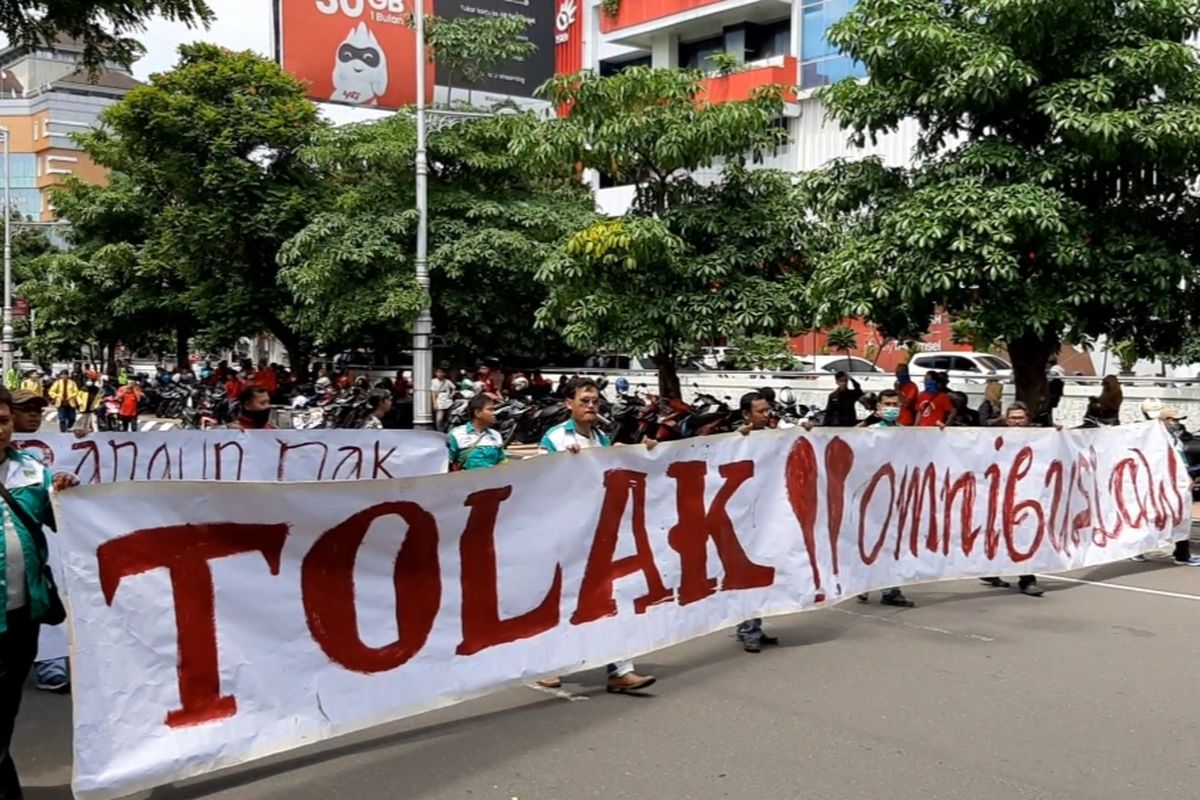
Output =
[
  {"x1": 2, "y1": 128, "x2": 12, "y2": 388},
  {"x1": 412, "y1": 7, "x2": 434, "y2": 430}
]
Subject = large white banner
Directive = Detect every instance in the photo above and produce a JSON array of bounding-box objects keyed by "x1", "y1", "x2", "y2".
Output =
[
  {"x1": 17, "y1": 430, "x2": 448, "y2": 484},
  {"x1": 55, "y1": 425, "x2": 1191, "y2": 799}
]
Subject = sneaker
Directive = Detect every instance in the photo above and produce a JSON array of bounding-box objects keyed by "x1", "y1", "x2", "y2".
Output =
[
  {"x1": 1173, "y1": 556, "x2": 1200, "y2": 566},
  {"x1": 535, "y1": 677, "x2": 562, "y2": 689},
  {"x1": 1019, "y1": 583, "x2": 1044, "y2": 597},
  {"x1": 881, "y1": 591, "x2": 915, "y2": 608},
  {"x1": 743, "y1": 638, "x2": 761, "y2": 654},
  {"x1": 980, "y1": 577, "x2": 1010, "y2": 588},
  {"x1": 758, "y1": 633, "x2": 780, "y2": 646},
  {"x1": 34, "y1": 658, "x2": 69, "y2": 693},
  {"x1": 1130, "y1": 554, "x2": 1150, "y2": 563}
]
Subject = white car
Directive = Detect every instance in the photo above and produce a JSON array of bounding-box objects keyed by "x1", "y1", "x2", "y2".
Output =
[
  {"x1": 794, "y1": 355, "x2": 885, "y2": 375},
  {"x1": 908, "y1": 351, "x2": 1013, "y2": 383}
]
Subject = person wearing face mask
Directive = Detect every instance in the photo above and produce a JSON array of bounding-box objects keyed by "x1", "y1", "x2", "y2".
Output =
[
  {"x1": 894, "y1": 363, "x2": 919, "y2": 426},
  {"x1": 916, "y1": 371, "x2": 957, "y2": 428},
  {"x1": 230, "y1": 386, "x2": 274, "y2": 431},
  {"x1": 856, "y1": 390, "x2": 916, "y2": 607},
  {"x1": 1130, "y1": 407, "x2": 1200, "y2": 566}
]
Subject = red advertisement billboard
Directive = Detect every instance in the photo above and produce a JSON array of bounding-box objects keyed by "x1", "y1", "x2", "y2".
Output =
[{"x1": 274, "y1": 0, "x2": 435, "y2": 109}]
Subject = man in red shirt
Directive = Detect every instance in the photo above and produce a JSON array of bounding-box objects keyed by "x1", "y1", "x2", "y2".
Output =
[
  {"x1": 916, "y1": 371, "x2": 956, "y2": 427},
  {"x1": 895, "y1": 363, "x2": 919, "y2": 425}
]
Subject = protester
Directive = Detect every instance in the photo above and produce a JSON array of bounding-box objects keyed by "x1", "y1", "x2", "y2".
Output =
[
  {"x1": 856, "y1": 389, "x2": 916, "y2": 608},
  {"x1": 1085, "y1": 375, "x2": 1123, "y2": 426},
  {"x1": 255, "y1": 359, "x2": 279, "y2": 398},
  {"x1": 1035, "y1": 377, "x2": 1064, "y2": 428},
  {"x1": 980, "y1": 402, "x2": 1046, "y2": 596},
  {"x1": 8, "y1": 390, "x2": 70, "y2": 694},
  {"x1": 895, "y1": 363, "x2": 919, "y2": 426},
  {"x1": 1131, "y1": 406, "x2": 1200, "y2": 566},
  {"x1": 46, "y1": 370, "x2": 80, "y2": 435},
  {"x1": 18, "y1": 371, "x2": 41, "y2": 400},
  {"x1": 447, "y1": 395, "x2": 507, "y2": 471},
  {"x1": 115, "y1": 380, "x2": 144, "y2": 432},
  {"x1": 536, "y1": 378, "x2": 657, "y2": 693},
  {"x1": 77, "y1": 379, "x2": 103, "y2": 433},
  {"x1": 475, "y1": 365, "x2": 499, "y2": 397},
  {"x1": 231, "y1": 386, "x2": 273, "y2": 431},
  {"x1": 362, "y1": 390, "x2": 392, "y2": 431},
  {"x1": 916, "y1": 371, "x2": 956, "y2": 427},
  {"x1": 431, "y1": 367, "x2": 455, "y2": 430},
  {"x1": 732, "y1": 391, "x2": 783, "y2": 652},
  {"x1": 823, "y1": 371, "x2": 863, "y2": 427},
  {"x1": 0, "y1": 386, "x2": 76, "y2": 799},
  {"x1": 978, "y1": 379, "x2": 1004, "y2": 426}
]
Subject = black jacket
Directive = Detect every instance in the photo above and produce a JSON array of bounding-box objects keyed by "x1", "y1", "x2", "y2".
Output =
[{"x1": 824, "y1": 381, "x2": 863, "y2": 427}]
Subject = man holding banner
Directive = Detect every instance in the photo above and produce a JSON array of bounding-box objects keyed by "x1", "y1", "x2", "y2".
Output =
[
  {"x1": 733, "y1": 391, "x2": 783, "y2": 652},
  {"x1": 536, "y1": 377, "x2": 657, "y2": 693}
]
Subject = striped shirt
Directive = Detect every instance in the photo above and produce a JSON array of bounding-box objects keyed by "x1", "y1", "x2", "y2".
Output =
[
  {"x1": 538, "y1": 420, "x2": 610, "y2": 454},
  {"x1": 448, "y1": 423, "x2": 507, "y2": 471}
]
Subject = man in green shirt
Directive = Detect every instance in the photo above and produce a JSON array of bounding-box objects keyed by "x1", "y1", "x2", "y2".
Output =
[{"x1": 447, "y1": 395, "x2": 508, "y2": 471}]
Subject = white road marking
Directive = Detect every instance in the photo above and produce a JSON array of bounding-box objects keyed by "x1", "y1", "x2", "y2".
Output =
[
  {"x1": 830, "y1": 607, "x2": 995, "y2": 642},
  {"x1": 524, "y1": 683, "x2": 589, "y2": 702},
  {"x1": 1035, "y1": 573, "x2": 1200, "y2": 601}
]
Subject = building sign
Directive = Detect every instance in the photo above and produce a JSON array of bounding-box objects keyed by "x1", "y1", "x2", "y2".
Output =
[
  {"x1": 555, "y1": 0, "x2": 583, "y2": 77},
  {"x1": 274, "y1": 0, "x2": 435, "y2": 109},
  {"x1": 433, "y1": 0, "x2": 556, "y2": 98}
]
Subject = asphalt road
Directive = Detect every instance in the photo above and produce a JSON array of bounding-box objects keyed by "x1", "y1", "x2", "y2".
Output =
[{"x1": 13, "y1": 525, "x2": 1200, "y2": 800}]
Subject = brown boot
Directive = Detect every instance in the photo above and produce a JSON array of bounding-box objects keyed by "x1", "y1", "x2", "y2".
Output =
[
  {"x1": 606, "y1": 672, "x2": 656, "y2": 693},
  {"x1": 535, "y1": 677, "x2": 562, "y2": 689}
]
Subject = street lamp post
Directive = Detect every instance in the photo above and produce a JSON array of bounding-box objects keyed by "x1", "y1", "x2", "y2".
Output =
[
  {"x1": 1, "y1": 125, "x2": 12, "y2": 387},
  {"x1": 412, "y1": 10, "x2": 434, "y2": 430}
]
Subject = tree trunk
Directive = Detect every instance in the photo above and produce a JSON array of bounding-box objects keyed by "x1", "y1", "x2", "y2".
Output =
[
  {"x1": 103, "y1": 340, "x2": 117, "y2": 378},
  {"x1": 175, "y1": 323, "x2": 190, "y2": 372},
  {"x1": 654, "y1": 351, "x2": 681, "y2": 400},
  {"x1": 1007, "y1": 331, "x2": 1056, "y2": 415}
]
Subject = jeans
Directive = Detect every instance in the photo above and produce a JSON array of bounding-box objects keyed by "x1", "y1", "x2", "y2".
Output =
[
  {"x1": 736, "y1": 618, "x2": 763, "y2": 645},
  {"x1": 120, "y1": 415, "x2": 138, "y2": 432},
  {"x1": 1, "y1": 608, "x2": 39, "y2": 800},
  {"x1": 56, "y1": 406, "x2": 75, "y2": 434}
]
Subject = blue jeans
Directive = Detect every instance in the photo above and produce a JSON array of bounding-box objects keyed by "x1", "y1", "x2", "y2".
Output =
[{"x1": 56, "y1": 406, "x2": 76, "y2": 433}]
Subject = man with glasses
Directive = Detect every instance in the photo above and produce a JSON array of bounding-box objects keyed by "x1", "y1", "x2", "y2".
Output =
[{"x1": 536, "y1": 377, "x2": 657, "y2": 693}]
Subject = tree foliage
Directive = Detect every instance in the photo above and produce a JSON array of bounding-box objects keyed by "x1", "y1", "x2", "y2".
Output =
[
  {"x1": 0, "y1": 1, "x2": 212, "y2": 71},
  {"x1": 281, "y1": 111, "x2": 596, "y2": 364},
  {"x1": 803, "y1": 0, "x2": 1200, "y2": 409},
  {"x1": 75, "y1": 43, "x2": 327, "y2": 376},
  {"x1": 726, "y1": 335, "x2": 796, "y2": 370},
  {"x1": 515, "y1": 67, "x2": 806, "y2": 398},
  {"x1": 421, "y1": 12, "x2": 537, "y2": 106}
]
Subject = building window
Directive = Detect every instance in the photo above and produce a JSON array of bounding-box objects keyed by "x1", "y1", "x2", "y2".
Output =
[
  {"x1": 679, "y1": 34, "x2": 726, "y2": 71},
  {"x1": 600, "y1": 54, "x2": 652, "y2": 77},
  {"x1": 800, "y1": 0, "x2": 867, "y2": 88}
]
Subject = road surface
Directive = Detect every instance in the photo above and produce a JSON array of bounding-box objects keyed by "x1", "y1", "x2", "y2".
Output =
[{"x1": 12, "y1": 529, "x2": 1200, "y2": 800}]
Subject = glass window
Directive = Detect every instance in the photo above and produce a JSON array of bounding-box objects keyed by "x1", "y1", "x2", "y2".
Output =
[
  {"x1": 952, "y1": 357, "x2": 981, "y2": 372},
  {"x1": 981, "y1": 356, "x2": 1012, "y2": 371},
  {"x1": 0, "y1": 155, "x2": 38, "y2": 189},
  {"x1": 800, "y1": 0, "x2": 867, "y2": 88},
  {"x1": 4, "y1": 188, "x2": 42, "y2": 216},
  {"x1": 679, "y1": 34, "x2": 726, "y2": 71},
  {"x1": 913, "y1": 356, "x2": 952, "y2": 371}
]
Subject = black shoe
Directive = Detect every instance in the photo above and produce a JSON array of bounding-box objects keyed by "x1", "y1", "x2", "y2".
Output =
[
  {"x1": 857, "y1": 593, "x2": 870, "y2": 603},
  {"x1": 1020, "y1": 583, "x2": 1044, "y2": 597},
  {"x1": 743, "y1": 639, "x2": 761, "y2": 653},
  {"x1": 881, "y1": 592, "x2": 914, "y2": 608},
  {"x1": 981, "y1": 577, "x2": 1010, "y2": 588},
  {"x1": 759, "y1": 633, "x2": 779, "y2": 646}
]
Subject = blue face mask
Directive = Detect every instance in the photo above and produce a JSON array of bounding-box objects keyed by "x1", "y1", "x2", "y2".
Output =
[
  {"x1": 924, "y1": 380, "x2": 938, "y2": 393},
  {"x1": 882, "y1": 406, "x2": 901, "y2": 422}
]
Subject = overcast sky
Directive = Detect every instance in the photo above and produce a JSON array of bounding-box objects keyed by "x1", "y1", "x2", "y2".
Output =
[{"x1": 134, "y1": 0, "x2": 384, "y2": 124}]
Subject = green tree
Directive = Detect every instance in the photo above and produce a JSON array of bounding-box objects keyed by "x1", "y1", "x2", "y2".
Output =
[
  {"x1": 78, "y1": 43, "x2": 327, "y2": 378},
  {"x1": 514, "y1": 67, "x2": 805, "y2": 398},
  {"x1": 825, "y1": 325, "x2": 857, "y2": 359},
  {"x1": 421, "y1": 13, "x2": 537, "y2": 108},
  {"x1": 803, "y1": 0, "x2": 1200, "y2": 411},
  {"x1": 21, "y1": 175, "x2": 174, "y2": 370},
  {"x1": 0, "y1": 1, "x2": 212, "y2": 71},
  {"x1": 280, "y1": 111, "x2": 596, "y2": 364},
  {"x1": 726, "y1": 335, "x2": 796, "y2": 370}
]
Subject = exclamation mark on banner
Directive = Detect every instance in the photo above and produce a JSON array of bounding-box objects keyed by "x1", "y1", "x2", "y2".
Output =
[{"x1": 785, "y1": 438, "x2": 823, "y2": 601}]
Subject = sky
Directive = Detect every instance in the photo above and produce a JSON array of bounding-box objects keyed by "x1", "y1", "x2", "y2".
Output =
[{"x1": 134, "y1": 0, "x2": 385, "y2": 125}]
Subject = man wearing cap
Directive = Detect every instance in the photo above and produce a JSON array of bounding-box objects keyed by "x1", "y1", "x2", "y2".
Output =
[
  {"x1": 1131, "y1": 404, "x2": 1200, "y2": 566},
  {"x1": 9, "y1": 391, "x2": 46, "y2": 437}
]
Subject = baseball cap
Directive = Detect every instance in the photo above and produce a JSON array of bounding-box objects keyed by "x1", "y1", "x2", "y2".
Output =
[
  {"x1": 1161, "y1": 407, "x2": 1186, "y2": 421},
  {"x1": 1140, "y1": 397, "x2": 1163, "y2": 419},
  {"x1": 10, "y1": 389, "x2": 46, "y2": 409}
]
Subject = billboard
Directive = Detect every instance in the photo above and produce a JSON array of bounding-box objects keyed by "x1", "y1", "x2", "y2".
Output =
[
  {"x1": 432, "y1": 0, "x2": 556, "y2": 99},
  {"x1": 275, "y1": 0, "x2": 435, "y2": 109}
]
